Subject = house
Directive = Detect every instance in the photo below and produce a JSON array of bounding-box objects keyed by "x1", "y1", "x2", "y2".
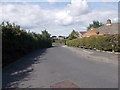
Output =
[
  {"x1": 81, "y1": 19, "x2": 120, "y2": 37},
  {"x1": 82, "y1": 28, "x2": 103, "y2": 37},
  {"x1": 96, "y1": 23, "x2": 120, "y2": 35},
  {"x1": 78, "y1": 31, "x2": 86, "y2": 38}
]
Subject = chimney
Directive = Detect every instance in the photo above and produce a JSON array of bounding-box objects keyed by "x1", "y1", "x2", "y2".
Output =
[{"x1": 106, "y1": 19, "x2": 111, "y2": 26}]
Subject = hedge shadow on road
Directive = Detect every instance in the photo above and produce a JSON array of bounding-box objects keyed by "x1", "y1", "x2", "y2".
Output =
[{"x1": 2, "y1": 48, "x2": 48, "y2": 88}]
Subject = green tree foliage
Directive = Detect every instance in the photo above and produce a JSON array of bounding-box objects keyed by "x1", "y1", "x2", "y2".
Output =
[
  {"x1": 1, "y1": 21, "x2": 52, "y2": 66},
  {"x1": 87, "y1": 20, "x2": 103, "y2": 30},
  {"x1": 68, "y1": 30, "x2": 79, "y2": 40},
  {"x1": 66, "y1": 34, "x2": 120, "y2": 52},
  {"x1": 41, "y1": 30, "x2": 51, "y2": 39}
]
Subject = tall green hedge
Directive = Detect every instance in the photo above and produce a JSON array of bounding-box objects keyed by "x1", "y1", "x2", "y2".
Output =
[
  {"x1": 1, "y1": 22, "x2": 52, "y2": 66},
  {"x1": 66, "y1": 34, "x2": 120, "y2": 52}
]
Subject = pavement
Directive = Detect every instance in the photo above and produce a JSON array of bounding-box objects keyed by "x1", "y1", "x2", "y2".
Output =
[
  {"x1": 66, "y1": 46, "x2": 118, "y2": 64},
  {"x1": 2, "y1": 46, "x2": 118, "y2": 88}
]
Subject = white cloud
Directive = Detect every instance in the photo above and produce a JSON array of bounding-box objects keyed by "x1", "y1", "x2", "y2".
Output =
[
  {"x1": 0, "y1": 0, "x2": 118, "y2": 36},
  {"x1": 54, "y1": 0, "x2": 90, "y2": 25},
  {"x1": 55, "y1": 11, "x2": 73, "y2": 25},
  {"x1": 0, "y1": 0, "x2": 119, "y2": 2},
  {"x1": 47, "y1": 0, "x2": 57, "y2": 4},
  {"x1": 67, "y1": 0, "x2": 89, "y2": 16},
  {"x1": 1, "y1": 4, "x2": 56, "y2": 29},
  {"x1": 112, "y1": 17, "x2": 120, "y2": 22}
]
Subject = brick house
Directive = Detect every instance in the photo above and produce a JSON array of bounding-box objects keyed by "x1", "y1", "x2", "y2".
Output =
[
  {"x1": 81, "y1": 19, "x2": 119, "y2": 37},
  {"x1": 78, "y1": 32, "x2": 86, "y2": 38},
  {"x1": 82, "y1": 28, "x2": 103, "y2": 37}
]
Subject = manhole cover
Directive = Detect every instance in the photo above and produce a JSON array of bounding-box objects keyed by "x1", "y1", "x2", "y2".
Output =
[{"x1": 50, "y1": 80, "x2": 80, "y2": 88}]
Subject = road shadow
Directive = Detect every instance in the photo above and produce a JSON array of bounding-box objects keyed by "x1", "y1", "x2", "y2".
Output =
[{"x1": 2, "y1": 48, "x2": 47, "y2": 88}]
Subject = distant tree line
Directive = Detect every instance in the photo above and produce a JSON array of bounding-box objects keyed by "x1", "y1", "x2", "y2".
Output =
[{"x1": 1, "y1": 22, "x2": 52, "y2": 67}]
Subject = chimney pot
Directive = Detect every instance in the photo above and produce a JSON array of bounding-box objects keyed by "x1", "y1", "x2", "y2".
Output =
[{"x1": 106, "y1": 19, "x2": 111, "y2": 25}]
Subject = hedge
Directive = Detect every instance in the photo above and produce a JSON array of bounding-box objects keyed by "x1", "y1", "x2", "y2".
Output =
[
  {"x1": 66, "y1": 34, "x2": 120, "y2": 52},
  {"x1": 1, "y1": 22, "x2": 52, "y2": 67}
]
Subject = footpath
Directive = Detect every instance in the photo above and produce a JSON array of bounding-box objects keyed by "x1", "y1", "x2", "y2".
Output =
[{"x1": 63, "y1": 45, "x2": 119, "y2": 64}]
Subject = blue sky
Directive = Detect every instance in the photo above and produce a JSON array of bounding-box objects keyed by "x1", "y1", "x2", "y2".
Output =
[
  {"x1": 0, "y1": 0, "x2": 119, "y2": 36},
  {"x1": 88, "y1": 2, "x2": 118, "y2": 10},
  {"x1": 1, "y1": 2, "x2": 118, "y2": 10}
]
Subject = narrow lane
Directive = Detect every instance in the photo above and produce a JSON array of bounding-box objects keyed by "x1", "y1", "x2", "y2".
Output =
[{"x1": 3, "y1": 46, "x2": 118, "y2": 88}]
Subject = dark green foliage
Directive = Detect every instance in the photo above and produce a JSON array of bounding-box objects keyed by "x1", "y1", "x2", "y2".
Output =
[
  {"x1": 1, "y1": 22, "x2": 52, "y2": 66},
  {"x1": 87, "y1": 20, "x2": 103, "y2": 30},
  {"x1": 66, "y1": 34, "x2": 120, "y2": 52},
  {"x1": 41, "y1": 30, "x2": 51, "y2": 39},
  {"x1": 68, "y1": 30, "x2": 79, "y2": 40},
  {"x1": 59, "y1": 40, "x2": 67, "y2": 45}
]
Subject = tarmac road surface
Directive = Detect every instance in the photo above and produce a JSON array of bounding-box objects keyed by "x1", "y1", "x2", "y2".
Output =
[{"x1": 2, "y1": 46, "x2": 118, "y2": 88}]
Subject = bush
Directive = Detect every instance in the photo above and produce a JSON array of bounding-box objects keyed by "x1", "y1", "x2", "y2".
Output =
[
  {"x1": 1, "y1": 22, "x2": 52, "y2": 66},
  {"x1": 66, "y1": 34, "x2": 120, "y2": 52}
]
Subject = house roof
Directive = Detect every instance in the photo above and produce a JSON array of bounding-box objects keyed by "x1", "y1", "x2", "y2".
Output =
[
  {"x1": 82, "y1": 28, "x2": 100, "y2": 37},
  {"x1": 96, "y1": 23, "x2": 120, "y2": 34},
  {"x1": 79, "y1": 32, "x2": 86, "y2": 35}
]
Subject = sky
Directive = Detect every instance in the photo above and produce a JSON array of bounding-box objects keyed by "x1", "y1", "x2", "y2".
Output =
[{"x1": 0, "y1": 0, "x2": 119, "y2": 36}]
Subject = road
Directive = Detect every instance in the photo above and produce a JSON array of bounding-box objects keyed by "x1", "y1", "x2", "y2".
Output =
[{"x1": 3, "y1": 46, "x2": 118, "y2": 88}]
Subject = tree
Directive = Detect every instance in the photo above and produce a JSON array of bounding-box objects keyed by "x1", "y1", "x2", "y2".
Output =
[
  {"x1": 41, "y1": 30, "x2": 51, "y2": 39},
  {"x1": 68, "y1": 30, "x2": 79, "y2": 40},
  {"x1": 87, "y1": 20, "x2": 103, "y2": 30}
]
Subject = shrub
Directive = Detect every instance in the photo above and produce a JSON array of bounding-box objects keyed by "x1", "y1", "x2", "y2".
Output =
[
  {"x1": 66, "y1": 34, "x2": 120, "y2": 52},
  {"x1": 1, "y1": 22, "x2": 52, "y2": 66}
]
